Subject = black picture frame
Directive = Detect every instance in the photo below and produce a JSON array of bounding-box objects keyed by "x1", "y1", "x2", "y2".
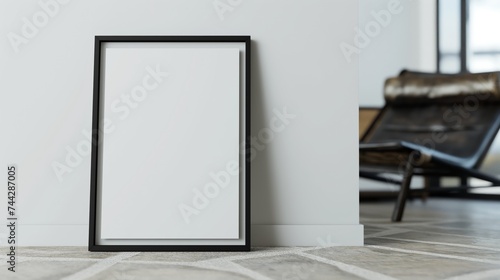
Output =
[{"x1": 89, "y1": 36, "x2": 251, "y2": 252}]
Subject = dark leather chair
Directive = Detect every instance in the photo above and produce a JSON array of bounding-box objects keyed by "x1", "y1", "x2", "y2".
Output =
[{"x1": 360, "y1": 70, "x2": 500, "y2": 222}]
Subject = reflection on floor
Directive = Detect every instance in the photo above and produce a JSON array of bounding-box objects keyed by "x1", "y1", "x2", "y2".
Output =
[{"x1": 1, "y1": 198, "x2": 500, "y2": 279}]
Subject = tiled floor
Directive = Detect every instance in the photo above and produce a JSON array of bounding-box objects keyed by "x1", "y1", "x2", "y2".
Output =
[{"x1": 1, "y1": 198, "x2": 500, "y2": 279}]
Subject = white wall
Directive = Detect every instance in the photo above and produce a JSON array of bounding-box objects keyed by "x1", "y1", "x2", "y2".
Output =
[
  {"x1": 359, "y1": 0, "x2": 437, "y2": 107},
  {"x1": 0, "y1": 0, "x2": 362, "y2": 246}
]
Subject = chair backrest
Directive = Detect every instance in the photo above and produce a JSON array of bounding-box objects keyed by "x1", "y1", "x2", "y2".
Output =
[{"x1": 361, "y1": 70, "x2": 500, "y2": 168}]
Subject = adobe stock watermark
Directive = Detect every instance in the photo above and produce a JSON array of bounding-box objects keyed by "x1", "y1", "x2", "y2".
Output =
[
  {"x1": 213, "y1": 0, "x2": 243, "y2": 21},
  {"x1": 7, "y1": 0, "x2": 71, "y2": 53},
  {"x1": 178, "y1": 107, "x2": 296, "y2": 224},
  {"x1": 340, "y1": 0, "x2": 404, "y2": 63},
  {"x1": 51, "y1": 65, "x2": 169, "y2": 182}
]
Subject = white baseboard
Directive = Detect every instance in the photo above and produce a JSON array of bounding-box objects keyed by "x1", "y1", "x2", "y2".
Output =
[
  {"x1": 9, "y1": 224, "x2": 364, "y2": 247},
  {"x1": 252, "y1": 224, "x2": 364, "y2": 246},
  {"x1": 14, "y1": 225, "x2": 88, "y2": 246}
]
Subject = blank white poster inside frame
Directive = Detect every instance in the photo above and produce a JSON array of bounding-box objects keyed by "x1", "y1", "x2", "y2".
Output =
[{"x1": 89, "y1": 36, "x2": 250, "y2": 251}]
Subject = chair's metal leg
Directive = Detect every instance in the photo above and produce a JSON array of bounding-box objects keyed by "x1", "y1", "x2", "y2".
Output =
[
  {"x1": 392, "y1": 161, "x2": 414, "y2": 222},
  {"x1": 460, "y1": 177, "x2": 468, "y2": 185},
  {"x1": 460, "y1": 176, "x2": 469, "y2": 193},
  {"x1": 422, "y1": 176, "x2": 440, "y2": 202},
  {"x1": 422, "y1": 176, "x2": 430, "y2": 202}
]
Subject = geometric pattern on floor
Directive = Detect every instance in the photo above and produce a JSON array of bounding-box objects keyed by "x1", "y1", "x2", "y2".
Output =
[{"x1": 1, "y1": 198, "x2": 500, "y2": 279}]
